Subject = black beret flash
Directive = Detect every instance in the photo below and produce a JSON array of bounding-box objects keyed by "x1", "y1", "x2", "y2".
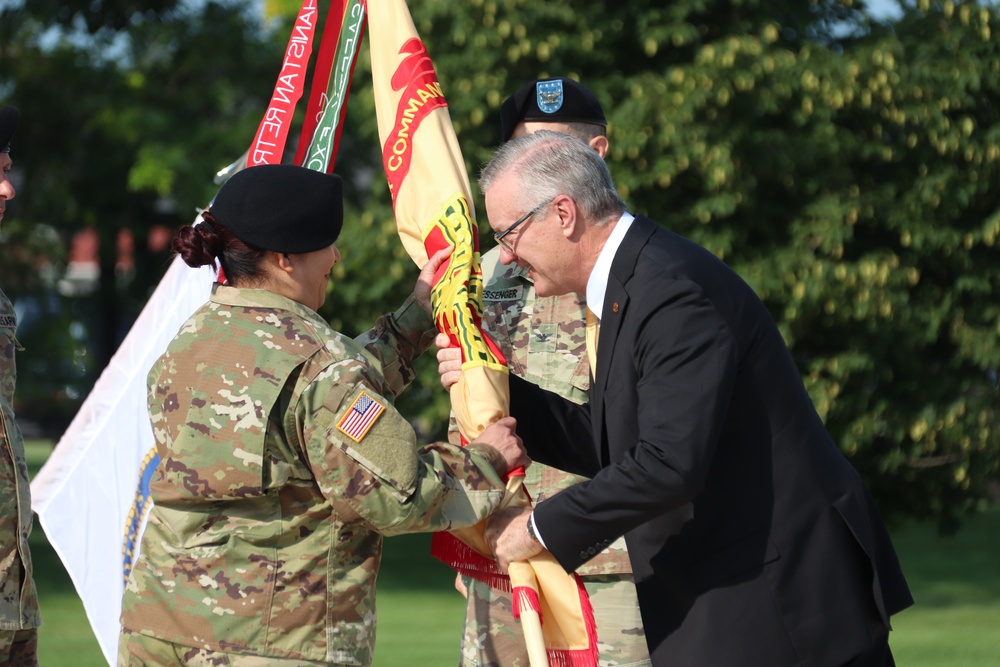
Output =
[{"x1": 499, "y1": 78, "x2": 606, "y2": 143}]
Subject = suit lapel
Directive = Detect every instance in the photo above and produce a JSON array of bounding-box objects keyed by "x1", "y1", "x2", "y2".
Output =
[{"x1": 591, "y1": 216, "x2": 658, "y2": 463}]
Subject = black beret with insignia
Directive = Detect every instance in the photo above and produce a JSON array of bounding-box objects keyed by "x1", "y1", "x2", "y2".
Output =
[
  {"x1": 0, "y1": 106, "x2": 19, "y2": 153},
  {"x1": 500, "y1": 78, "x2": 606, "y2": 142},
  {"x1": 209, "y1": 164, "x2": 343, "y2": 254}
]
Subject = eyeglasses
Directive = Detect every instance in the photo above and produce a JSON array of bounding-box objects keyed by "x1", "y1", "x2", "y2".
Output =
[{"x1": 492, "y1": 197, "x2": 555, "y2": 254}]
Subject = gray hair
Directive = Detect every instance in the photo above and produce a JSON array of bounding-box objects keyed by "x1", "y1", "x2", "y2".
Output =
[{"x1": 479, "y1": 130, "x2": 626, "y2": 225}]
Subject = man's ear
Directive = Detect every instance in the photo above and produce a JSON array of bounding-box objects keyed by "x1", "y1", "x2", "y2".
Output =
[
  {"x1": 555, "y1": 195, "x2": 580, "y2": 239},
  {"x1": 589, "y1": 135, "x2": 609, "y2": 159}
]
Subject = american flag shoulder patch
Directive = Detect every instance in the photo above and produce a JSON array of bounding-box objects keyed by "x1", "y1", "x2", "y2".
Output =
[{"x1": 337, "y1": 390, "x2": 386, "y2": 442}]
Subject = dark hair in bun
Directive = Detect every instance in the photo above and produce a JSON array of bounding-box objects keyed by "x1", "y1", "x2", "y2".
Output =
[{"x1": 172, "y1": 211, "x2": 268, "y2": 285}]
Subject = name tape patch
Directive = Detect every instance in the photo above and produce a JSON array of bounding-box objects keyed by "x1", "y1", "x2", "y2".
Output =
[{"x1": 483, "y1": 285, "x2": 524, "y2": 302}]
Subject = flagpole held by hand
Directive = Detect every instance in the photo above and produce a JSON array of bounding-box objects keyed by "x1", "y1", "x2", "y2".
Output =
[{"x1": 487, "y1": 509, "x2": 548, "y2": 667}]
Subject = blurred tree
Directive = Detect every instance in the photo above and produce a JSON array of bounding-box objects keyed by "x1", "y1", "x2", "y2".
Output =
[{"x1": 0, "y1": 1, "x2": 284, "y2": 432}]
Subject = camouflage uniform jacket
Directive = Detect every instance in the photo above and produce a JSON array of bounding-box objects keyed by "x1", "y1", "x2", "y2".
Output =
[
  {"x1": 0, "y1": 290, "x2": 41, "y2": 631},
  {"x1": 121, "y1": 285, "x2": 510, "y2": 665},
  {"x1": 475, "y1": 248, "x2": 630, "y2": 576}
]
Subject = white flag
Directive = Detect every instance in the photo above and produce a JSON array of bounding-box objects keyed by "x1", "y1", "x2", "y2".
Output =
[{"x1": 30, "y1": 253, "x2": 214, "y2": 665}]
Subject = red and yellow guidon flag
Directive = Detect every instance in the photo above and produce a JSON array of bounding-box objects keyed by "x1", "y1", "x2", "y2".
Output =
[
  {"x1": 368, "y1": 0, "x2": 506, "y2": 439},
  {"x1": 367, "y1": 1, "x2": 598, "y2": 665}
]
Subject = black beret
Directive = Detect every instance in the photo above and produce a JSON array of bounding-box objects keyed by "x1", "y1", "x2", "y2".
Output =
[
  {"x1": 499, "y1": 78, "x2": 606, "y2": 142},
  {"x1": 0, "y1": 106, "x2": 18, "y2": 153},
  {"x1": 209, "y1": 164, "x2": 343, "y2": 254}
]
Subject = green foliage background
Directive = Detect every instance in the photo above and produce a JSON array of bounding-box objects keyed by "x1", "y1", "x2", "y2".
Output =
[{"x1": 1, "y1": 0, "x2": 997, "y2": 531}]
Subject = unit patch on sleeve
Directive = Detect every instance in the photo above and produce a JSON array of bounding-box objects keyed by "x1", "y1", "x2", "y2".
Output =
[{"x1": 337, "y1": 390, "x2": 386, "y2": 442}]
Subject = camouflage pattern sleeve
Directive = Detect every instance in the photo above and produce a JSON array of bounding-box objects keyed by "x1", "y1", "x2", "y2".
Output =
[
  {"x1": 353, "y1": 295, "x2": 437, "y2": 399},
  {"x1": 295, "y1": 351, "x2": 508, "y2": 537},
  {"x1": 122, "y1": 286, "x2": 517, "y2": 665}
]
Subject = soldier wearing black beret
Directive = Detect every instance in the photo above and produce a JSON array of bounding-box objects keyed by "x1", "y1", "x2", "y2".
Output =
[
  {"x1": 0, "y1": 102, "x2": 43, "y2": 667},
  {"x1": 118, "y1": 163, "x2": 528, "y2": 666},
  {"x1": 499, "y1": 77, "x2": 608, "y2": 149},
  {"x1": 453, "y1": 80, "x2": 652, "y2": 667}
]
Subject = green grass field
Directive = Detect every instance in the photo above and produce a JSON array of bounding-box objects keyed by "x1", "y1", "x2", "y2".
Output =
[
  {"x1": 23, "y1": 441, "x2": 1000, "y2": 666},
  {"x1": 885, "y1": 507, "x2": 1000, "y2": 667}
]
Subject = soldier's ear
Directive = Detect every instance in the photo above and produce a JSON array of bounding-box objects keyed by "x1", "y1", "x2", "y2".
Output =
[
  {"x1": 274, "y1": 251, "x2": 296, "y2": 274},
  {"x1": 589, "y1": 135, "x2": 609, "y2": 159}
]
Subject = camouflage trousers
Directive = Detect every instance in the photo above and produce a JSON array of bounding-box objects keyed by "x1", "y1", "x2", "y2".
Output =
[
  {"x1": 0, "y1": 629, "x2": 37, "y2": 667},
  {"x1": 459, "y1": 574, "x2": 651, "y2": 667},
  {"x1": 118, "y1": 631, "x2": 346, "y2": 667}
]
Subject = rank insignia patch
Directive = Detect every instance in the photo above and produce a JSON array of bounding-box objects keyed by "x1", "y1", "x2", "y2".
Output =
[
  {"x1": 337, "y1": 391, "x2": 386, "y2": 442},
  {"x1": 536, "y1": 79, "x2": 564, "y2": 115}
]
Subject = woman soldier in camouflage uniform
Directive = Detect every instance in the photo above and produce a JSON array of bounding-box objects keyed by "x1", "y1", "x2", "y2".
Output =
[{"x1": 118, "y1": 164, "x2": 527, "y2": 667}]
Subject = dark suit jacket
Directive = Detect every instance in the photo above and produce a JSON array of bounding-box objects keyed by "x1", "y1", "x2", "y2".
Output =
[{"x1": 509, "y1": 215, "x2": 912, "y2": 667}]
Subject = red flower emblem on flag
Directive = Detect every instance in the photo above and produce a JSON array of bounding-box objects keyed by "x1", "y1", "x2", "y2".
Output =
[{"x1": 382, "y1": 37, "x2": 448, "y2": 203}]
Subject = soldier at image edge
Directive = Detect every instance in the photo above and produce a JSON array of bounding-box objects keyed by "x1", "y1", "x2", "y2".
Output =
[{"x1": 0, "y1": 104, "x2": 43, "y2": 667}]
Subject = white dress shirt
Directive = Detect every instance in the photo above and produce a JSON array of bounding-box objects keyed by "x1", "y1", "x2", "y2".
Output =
[
  {"x1": 585, "y1": 212, "x2": 635, "y2": 319},
  {"x1": 529, "y1": 211, "x2": 634, "y2": 548}
]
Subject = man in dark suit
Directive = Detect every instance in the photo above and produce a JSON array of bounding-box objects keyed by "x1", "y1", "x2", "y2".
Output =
[{"x1": 439, "y1": 130, "x2": 912, "y2": 666}]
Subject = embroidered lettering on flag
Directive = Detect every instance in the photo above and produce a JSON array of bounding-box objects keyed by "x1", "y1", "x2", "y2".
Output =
[{"x1": 337, "y1": 391, "x2": 385, "y2": 441}]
